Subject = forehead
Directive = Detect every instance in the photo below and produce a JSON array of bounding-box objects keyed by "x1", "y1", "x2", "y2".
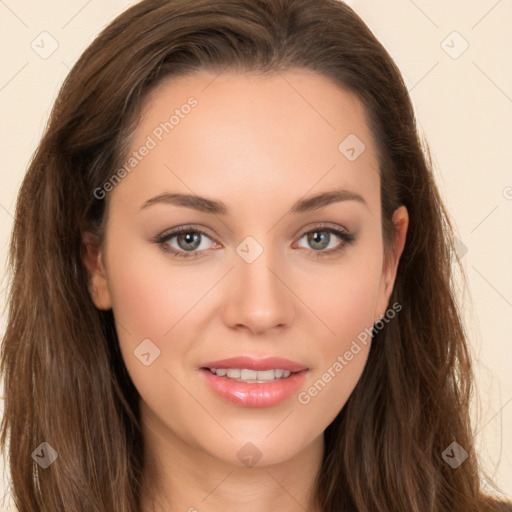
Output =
[{"x1": 110, "y1": 69, "x2": 381, "y2": 216}]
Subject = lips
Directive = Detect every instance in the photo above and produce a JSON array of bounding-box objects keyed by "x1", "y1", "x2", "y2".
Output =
[
  {"x1": 200, "y1": 367, "x2": 309, "y2": 408},
  {"x1": 198, "y1": 356, "x2": 309, "y2": 407},
  {"x1": 200, "y1": 356, "x2": 308, "y2": 373}
]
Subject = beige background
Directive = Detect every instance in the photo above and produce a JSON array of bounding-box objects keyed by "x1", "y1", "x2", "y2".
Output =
[{"x1": 0, "y1": 0, "x2": 511, "y2": 508}]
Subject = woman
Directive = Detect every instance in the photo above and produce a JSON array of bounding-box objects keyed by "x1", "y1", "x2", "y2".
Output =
[{"x1": 1, "y1": 0, "x2": 510, "y2": 510}]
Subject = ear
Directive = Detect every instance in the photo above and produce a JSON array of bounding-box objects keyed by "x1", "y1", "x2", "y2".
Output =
[
  {"x1": 82, "y1": 231, "x2": 113, "y2": 310},
  {"x1": 374, "y1": 205, "x2": 408, "y2": 321}
]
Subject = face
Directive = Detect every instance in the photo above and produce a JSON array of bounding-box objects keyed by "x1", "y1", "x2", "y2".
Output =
[{"x1": 83, "y1": 69, "x2": 407, "y2": 469}]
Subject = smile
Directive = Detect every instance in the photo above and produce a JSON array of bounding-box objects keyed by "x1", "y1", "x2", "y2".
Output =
[{"x1": 206, "y1": 367, "x2": 293, "y2": 382}]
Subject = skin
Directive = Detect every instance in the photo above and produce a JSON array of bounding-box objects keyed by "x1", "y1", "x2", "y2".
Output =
[{"x1": 83, "y1": 69, "x2": 408, "y2": 512}]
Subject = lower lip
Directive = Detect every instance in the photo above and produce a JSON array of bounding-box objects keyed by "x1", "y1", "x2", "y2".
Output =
[{"x1": 200, "y1": 368, "x2": 308, "y2": 408}]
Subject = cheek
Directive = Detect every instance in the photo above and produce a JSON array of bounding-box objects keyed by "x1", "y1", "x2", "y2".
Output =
[
  {"x1": 298, "y1": 279, "x2": 376, "y2": 427},
  {"x1": 105, "y1": 233, "x2": 209, "y2": 338},
  {"x1": 311, "y1": 255, "x2": 383, "y2": 343},
  {"x1": 104, "y1": 241, "x2": 201, "y2": 417},
  {"x1": 298, "y1": 254, "x2": 382, "y2": 421},
  {"x1": 298, "y1": 342, "x2": 370, "y2": 431}
]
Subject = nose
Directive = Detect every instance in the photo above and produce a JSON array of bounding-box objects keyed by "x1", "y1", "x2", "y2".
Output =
[{"x1": 221, "y1": 242, "x2": 296, "y2": 335}]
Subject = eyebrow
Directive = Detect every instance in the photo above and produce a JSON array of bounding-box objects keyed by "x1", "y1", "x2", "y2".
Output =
[{"x1": 140, "y1": 187, "x2": 367, "y2": 215}]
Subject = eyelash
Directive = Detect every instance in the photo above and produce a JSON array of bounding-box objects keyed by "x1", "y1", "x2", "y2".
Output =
[{"x1": 153, "y1": 224, "x2": 356, "y2": 260}]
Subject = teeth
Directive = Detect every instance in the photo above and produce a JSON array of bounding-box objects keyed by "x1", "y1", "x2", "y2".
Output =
[
  {"x1": 241, "y1": 369, "x2": 258, "y2": 380},
  {"x1": 226, "y1": 368, "x2": 241, "y2": 379},
  {"x1": 209, "y1": 368, "x2": 293, "y2": 382}
]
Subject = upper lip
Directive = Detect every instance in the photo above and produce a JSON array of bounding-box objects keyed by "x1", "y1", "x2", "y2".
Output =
[{"x1": 200, "y1": 356, "x2": 308, "y2": 372}]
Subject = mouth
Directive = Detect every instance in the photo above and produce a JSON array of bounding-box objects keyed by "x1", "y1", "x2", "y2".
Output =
[
  {"x1": 199, "y1": 356, "x2": 309, "y2": 408},
  {"x1": 201, "y1": 367, "x2": 301, "y2": 383}
]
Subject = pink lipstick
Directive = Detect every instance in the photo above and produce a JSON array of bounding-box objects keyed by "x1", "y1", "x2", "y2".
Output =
[{"x1": 199, "y1": 356, "x2": 309, "y2": 408}]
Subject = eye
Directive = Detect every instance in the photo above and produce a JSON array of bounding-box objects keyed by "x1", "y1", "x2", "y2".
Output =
[
  {"x1": 295, "y1": 224, "x2": 356, "y2": 258},
  {"x1": 154, "y1": 226, "x2": 218, "y2": 259}
]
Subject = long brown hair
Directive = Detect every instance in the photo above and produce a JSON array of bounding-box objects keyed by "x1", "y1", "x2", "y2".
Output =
[{"x1": 1, "y1": 0, "x2": 510, "y2": 510}]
